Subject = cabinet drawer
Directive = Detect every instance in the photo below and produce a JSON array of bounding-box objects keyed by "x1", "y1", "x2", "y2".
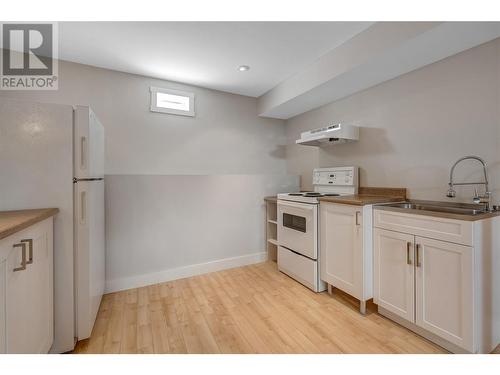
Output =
[
  {"x1": 374, "y1": 210, "x2": 473, "y2": 246},
  {"x1": 278, "y1": 246, "x2": 317, "y2": 291}
]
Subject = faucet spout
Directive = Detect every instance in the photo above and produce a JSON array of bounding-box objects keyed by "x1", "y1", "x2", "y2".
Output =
[{"x1": 447, "y1": 155, "x2": 491, "y2": 211}]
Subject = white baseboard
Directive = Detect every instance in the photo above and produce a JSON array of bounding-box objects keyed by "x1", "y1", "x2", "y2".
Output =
[{"x1": 105, "y1": 251, "x2": 267, "y2": 293}]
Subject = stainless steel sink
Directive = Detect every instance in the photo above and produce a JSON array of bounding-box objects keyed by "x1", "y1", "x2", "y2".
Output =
[{"x1": 384, "y1": 202, "x2": 488, "y2": 216}]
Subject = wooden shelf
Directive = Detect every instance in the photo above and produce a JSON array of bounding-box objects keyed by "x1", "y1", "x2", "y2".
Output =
[
  {"x1": 267, "y1": 238, "x2": 278, "y2": 246},
  {"x1": 265, "y1": 197, "x2": 279, "y2": 262}
]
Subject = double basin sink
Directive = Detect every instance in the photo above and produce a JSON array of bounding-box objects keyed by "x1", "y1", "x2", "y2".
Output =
[{"x1": 382, "y1": 201, "x2": 491, "y2": 216}]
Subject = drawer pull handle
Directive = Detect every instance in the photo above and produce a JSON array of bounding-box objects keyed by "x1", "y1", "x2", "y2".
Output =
[
  {"x1": 416, "y1": 244, "x2": 422, "y2": 267},
  {"x1": 13, "y1": 242, "x2": 27, "y2": 272},
  {"x1": 355, "y1": 211, "x2": 361, "y2": 226},
  {"x1": 406, "y1": 242, "x2": 412, "y2": 265},
  {"x1": 21, "y1": 239, "x2": 33, "y2": 265}
]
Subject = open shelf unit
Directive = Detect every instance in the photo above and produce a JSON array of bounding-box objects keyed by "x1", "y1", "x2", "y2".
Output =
[{"x1": 265, "y1": 197, "x2": 278, "y2": 262}]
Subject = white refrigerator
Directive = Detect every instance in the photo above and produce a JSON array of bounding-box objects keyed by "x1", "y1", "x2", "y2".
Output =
[{"x1": 0, "y1": 97, "x2": 105, "y2": 353}]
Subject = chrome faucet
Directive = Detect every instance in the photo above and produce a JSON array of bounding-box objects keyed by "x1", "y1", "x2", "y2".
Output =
[{"x1": 446, "y1": 155, "x2": 492, "y2": 211}]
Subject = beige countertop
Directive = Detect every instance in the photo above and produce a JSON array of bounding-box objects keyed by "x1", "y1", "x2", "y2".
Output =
[
  {"x1": 374, "y1": 201, "x2": 500, "y2": 222},
  {"x1": 319, "y1": 194, "x2": 405, "y2": 206},
  {"x1": 0, "y1": 208, "x2": 59, "y2": 240},
  {"x1": 319, "y1": 187, "x2": 407, "y2": 206}
]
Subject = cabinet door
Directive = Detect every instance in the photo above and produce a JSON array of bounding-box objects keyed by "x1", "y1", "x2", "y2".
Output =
[
  {"x1": 415, "y1": 236, "x2": 473, "y2": 352},
  {"x1": 373, "y1": 228, "x2": 415, "y2": 322},
  {"x1": 6, "y1": 220, "x2": 53, "y2": 353},
  {"x1": 320, "y1": 203, "x2": 362, "y2": 298},
  {"x1": 27, "y1": 221, "x2": 53, "y2": 353},
  {"x1": 5, "y1": 240, "x2": 31, "y2": 353}
]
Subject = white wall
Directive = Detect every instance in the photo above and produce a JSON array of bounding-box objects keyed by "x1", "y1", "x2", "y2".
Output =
[
  {"x1": 0, "y1": 59, "x2": 298, "y2": 291},
  {"x1": 105, "y1": 174, "x2": 297, "y2": 292},
  {"x1": 286, "y1": 38, "x2": 500, "y2": 203},
  {"x1": 0, "y1": 59, "x2": 287, "y2": 175}
]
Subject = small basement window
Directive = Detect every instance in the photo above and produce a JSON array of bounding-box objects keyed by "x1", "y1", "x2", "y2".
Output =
[{"x1": 150, "y1": 86, "x2": 195, "y2": 117}]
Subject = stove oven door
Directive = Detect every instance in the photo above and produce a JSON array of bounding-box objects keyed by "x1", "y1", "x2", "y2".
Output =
[{"x1": 277, "y1": 200, "x2": 318, "y2": 259}]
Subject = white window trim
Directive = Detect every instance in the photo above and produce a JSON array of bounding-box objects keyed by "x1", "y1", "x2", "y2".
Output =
[{"x1": 150, "y1": 86, "x2": 195, "y2": 117}]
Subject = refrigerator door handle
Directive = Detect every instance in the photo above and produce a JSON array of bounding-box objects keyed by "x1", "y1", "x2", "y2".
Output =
[
  {"x1": 80, "y1": 136, "x2": 87, "y2": 170},
  {"x1": 80, "y1": 191, "x2": 87, "y2": 224}
]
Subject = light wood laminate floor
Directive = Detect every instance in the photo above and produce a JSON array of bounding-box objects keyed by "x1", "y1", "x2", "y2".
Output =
[{"x1": 72, "y1": 261, "x2": 447, "y2": 354}]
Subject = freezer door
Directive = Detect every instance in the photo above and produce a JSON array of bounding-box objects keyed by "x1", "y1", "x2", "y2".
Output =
[
  {"x1": 74, "y1": 179, "x2": 105, "y2": 340},
  {"x1": 74, "y1": 106, "x2": 105, "y2": 179}
]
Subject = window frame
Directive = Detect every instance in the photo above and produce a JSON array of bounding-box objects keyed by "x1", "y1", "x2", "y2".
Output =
[{"x1": 150, "y1": 86, "x2": 195, "y2": 117}]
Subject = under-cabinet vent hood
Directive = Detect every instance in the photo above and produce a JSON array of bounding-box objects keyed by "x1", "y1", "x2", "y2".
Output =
[{"x1": 296, "y1": 123, "x2": 359, "y2": 146}]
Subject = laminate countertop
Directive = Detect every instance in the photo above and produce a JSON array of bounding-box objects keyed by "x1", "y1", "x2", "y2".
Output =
[
  {"x1": 318, "y1": 187, "x2": 407, "y2": 206},
  {"x1": 0, "y1": 208, "x2": 59, "y2": 240},
  {"x1": 319, "y1": 195, "x2": 405, "y2": 206}
]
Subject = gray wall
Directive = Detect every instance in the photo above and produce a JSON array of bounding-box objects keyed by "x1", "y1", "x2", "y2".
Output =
[
  {"x1": 286, "y1": 38, "x2": 500, "y2": 203},
  {"x1": 0, "y1": 59, "x2": 298, "y2": 291}
]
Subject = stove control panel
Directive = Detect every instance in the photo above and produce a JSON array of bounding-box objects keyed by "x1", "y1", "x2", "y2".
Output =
[{"x1": 313, "y1": 166, "x2": 358, "y2": 187}]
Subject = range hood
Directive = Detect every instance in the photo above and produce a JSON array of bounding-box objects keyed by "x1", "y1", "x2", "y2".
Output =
[{"x1": 296, "y1": 123, "x2": 359, "y2": 146}]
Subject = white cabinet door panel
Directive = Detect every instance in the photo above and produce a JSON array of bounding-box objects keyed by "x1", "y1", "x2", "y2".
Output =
[
  {"x1": 4, "y1": 219, "x2": 53, "y2": 353},
  {"x1": 6, "y1": 238, "x2": 31, "y2": 353},
  {"x1": 28, "y1": 221, "x2": 53, "y2": 353},
  {"x1": 374, "y1": 228, "x2": 415, "y2": 322},
  {"x1": 415, "y1": 236, "x2": 473, "y2": 352},
  {"x1": 320, "y1": 203, "x2": 362, "y2": 298}
]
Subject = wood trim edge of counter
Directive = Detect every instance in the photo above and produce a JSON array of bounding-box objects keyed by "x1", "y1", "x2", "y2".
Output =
[
  {"x1": 318, "y1": 187, "x2": 407, "y2": 206},
  {"x1": 0, "y1": 208, "x2": 59, "y2": 240},
  {"x1": 264, "y1": 196, "x2": 278, "y2": 203}
]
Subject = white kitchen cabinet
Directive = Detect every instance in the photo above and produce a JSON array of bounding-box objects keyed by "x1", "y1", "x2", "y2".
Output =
[
  {"x1": 0, "y1": 217, "x2": 54, "y2": 353},
  {"x1": 415, "y1": 236, "x2": 473, "y2": 351},
  {"x1": 320, "y1": 202, "x2": 373, "y2": 314},
  {"x1": 373, "y1": 228, "x2": 415, "y2": 322},
  {"x1": 373, "y1": 208, "x2": 498, "y2": 353}
]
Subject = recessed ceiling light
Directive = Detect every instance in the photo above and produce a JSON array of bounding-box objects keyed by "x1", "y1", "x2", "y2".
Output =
[{"x1": 238, "y1": 65, "x2": 250, "y2": 72}]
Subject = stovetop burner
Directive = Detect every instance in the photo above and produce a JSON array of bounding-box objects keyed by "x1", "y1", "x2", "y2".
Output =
[
  {"x1": 304, "y1": 192, "x2": 322, "y2": 197},
  {"x1": 286, "y1": 192, "x2": 341, "y2": 197}
]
